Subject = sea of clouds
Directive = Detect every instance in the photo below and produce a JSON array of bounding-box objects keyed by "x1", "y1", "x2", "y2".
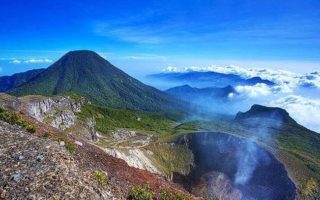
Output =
[{"x1": 163, "y1": 65, "x2": 320, "y2": 132}]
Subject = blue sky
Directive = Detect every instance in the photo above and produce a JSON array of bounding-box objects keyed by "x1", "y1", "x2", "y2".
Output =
[{"x1": 0, "y1": 0, "x2": 320, "y2": 76}]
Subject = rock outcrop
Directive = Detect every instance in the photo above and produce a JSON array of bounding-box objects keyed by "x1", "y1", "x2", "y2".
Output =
[{"x1": 27, "y1": 96, "x2": 86, "y2": 130}]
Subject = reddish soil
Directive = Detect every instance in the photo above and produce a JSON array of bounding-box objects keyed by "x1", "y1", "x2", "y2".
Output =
[{"x1": 18, "y1": 112, "x2": 196, "y2": 199}]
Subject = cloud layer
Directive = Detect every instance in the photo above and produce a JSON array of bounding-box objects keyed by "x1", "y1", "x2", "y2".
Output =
[
  {"x1": 10, "y1": 58, "x2": 53, "y2": 64},
  {"x1": 270, "y1": 95, "x2": 320, "y2": 132},
  {"x1": 162, "y1": 65, "x2": 320, "y2": 132},
  {"x1": 164, "y1": 65, "x2": 320, "y2": 90}
]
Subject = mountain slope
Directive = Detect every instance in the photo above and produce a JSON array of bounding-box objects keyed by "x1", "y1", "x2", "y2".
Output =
[
  {"x1": 0, "y1": 68, "x2": 45, "y2": 92},
  {"x1": 9, "y1": 50, "x2": 182, "y2": 111}
]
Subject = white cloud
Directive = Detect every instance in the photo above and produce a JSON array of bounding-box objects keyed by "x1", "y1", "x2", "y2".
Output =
[
  {"x1": 235, "y1": 83, "x2": 272, "y2": 98},
  {"x1": 10, "y1": 58, "x2": 53, "y2": 64},
  {"x1": 11, "y1": 59, "x2": 22, "y2": 64},
  {"x1": 160, "y1": 65, "x2": 320, "y2": 132},
  {"x1": 163, "y1": 66, "x2": 180, "y2": 72},
  {"x1": 270, "y1": 95, "x2": 320, "y2": 133},
  {"x1": 125, "y1": 54, "x2": 167, "y2": 61},
  {"x1": 163, "y1": 65, "x2": 320, "y2": 91},
  {"x1": 24, "y1": 58, "x2": 53, "y2": 63}
]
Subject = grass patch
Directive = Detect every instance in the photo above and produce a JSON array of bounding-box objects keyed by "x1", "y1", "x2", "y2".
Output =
[{"x1": 94, "y1": 171, "x2": 107, "y2": 186}]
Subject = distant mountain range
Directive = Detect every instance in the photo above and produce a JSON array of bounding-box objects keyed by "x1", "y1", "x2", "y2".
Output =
[
  {"x1": 0, "y1": 68, "x2": 45, "y2": 92},
  {"x1": 2, "y1": 50, "x2": 183, "y2": 111},
  {"x1": 166, "y1": 84, "x2": 235, "y2": 102},
  {"x1": 147, "y1": 71, "x2": 274, "y2": 89}
]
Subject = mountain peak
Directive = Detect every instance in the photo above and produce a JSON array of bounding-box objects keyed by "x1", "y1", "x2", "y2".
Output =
[
  {"x1": 64, "y1": 50, "x2": 101, "y2": 57},
  {"x1": 235, "y1": 104, "x2": 296, "y2": 124},
  {"x1": 57, "y1": 50, "x2": 108, "y2": 66},
  {"x1": 8, "y1": 51, "x2": 181, "y2": 111}
]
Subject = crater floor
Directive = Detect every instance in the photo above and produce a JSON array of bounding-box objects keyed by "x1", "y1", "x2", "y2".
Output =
[{"x1": 176, "y1": 132, "x2": 296, "y2": 200}]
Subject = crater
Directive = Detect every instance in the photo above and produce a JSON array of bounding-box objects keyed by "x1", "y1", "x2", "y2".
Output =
[{"x1": 175, "y1": 132, "x2": 296, "y2": 200}]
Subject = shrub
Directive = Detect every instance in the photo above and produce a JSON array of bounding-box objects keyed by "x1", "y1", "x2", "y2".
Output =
[
  {"x1": 128, "y1": 186, "x2": 153, "y2": 200},
  {"x1": 94, "y1": 171, "x2": 106, "y2": 186}
]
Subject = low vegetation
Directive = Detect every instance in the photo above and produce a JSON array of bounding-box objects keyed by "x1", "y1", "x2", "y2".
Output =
[{"x1": 0, "y1": 107, "x2": 36, "y2": 133}]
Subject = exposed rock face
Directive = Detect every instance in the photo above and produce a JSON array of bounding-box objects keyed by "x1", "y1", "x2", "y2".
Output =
[
  {"x1": 0, "y1": 120, "x2": 113, "y2": 199},
  {"x1": 104, "y1": 148, "x2": 160, "y2": 174},
  {"x1": 27, "y1": 96, "x2": 85, "y2": 130}
]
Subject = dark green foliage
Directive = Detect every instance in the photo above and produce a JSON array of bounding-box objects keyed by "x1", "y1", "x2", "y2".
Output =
[
  {"x1": 9, "y1": 50, "x2": 183, "y2": 112},
  {"x1": 77, "y1": 104, "x2": 175, "y2": 134},
  {"x1": 0, "y1": 68, "x2": 45, "y2": 92},
  {"x1": 0, "y1": 107, "x2": 36, "y2": 133}
]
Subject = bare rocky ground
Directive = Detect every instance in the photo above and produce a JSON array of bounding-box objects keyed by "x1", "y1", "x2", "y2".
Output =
[{"x1": 0, "y1": 120, "x2": 112, "y2": 200}]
